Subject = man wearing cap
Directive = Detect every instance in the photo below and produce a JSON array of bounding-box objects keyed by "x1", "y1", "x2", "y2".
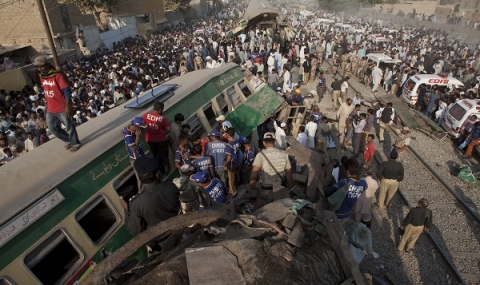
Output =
[
  {"x1": 249, "y1": 132, "x2": 293, "y2": 192},
  {"x1": 191, "y1": 171, "x2": 227, "y2": 203},
  {"x1": 123, "y1": 117, "x2": 147, "y2": 191},
  {"x1": 34, "y1": 56, "x2": 82, "y2": 152},
  {"x1": 240, "y1": 136, "x2": 256, "y2": 183},
  {"x1": 143, "y1": 102, "x2": 171, "y2": 176},
  {"x1": 273, "y1": 119, "x2": 288, "y2": 150},
  {"x1": 224, "y1": 127, "x2": 241, "y2": 195},
  {"x1": 120, "y1": 157, "x2": 179, "y2": 236},
  {"x1": 206, "y1": 56, "x2": 220, "y2": 69},
  {"x1": 216, "y1": 115, "x2": 239, "y2": 142},
  {"x1": 377, "y1": 149, "x2": 404, "y2": 209},
  {"x1": 174, "y1": 164, "x2": 200, "y2": 214},
  {"x1": 204, "y1": 129, "x2": 227, "y2": 185},
  {"x1": 388, "y1": 124, "x2": 411, "y2": 157}
]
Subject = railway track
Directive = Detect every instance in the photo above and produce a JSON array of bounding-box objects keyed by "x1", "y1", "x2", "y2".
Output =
[{"x1": 318, "y1": 59, "x2": 480, "y2": 284}]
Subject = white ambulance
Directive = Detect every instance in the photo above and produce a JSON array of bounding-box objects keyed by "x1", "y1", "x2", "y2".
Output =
[
  {"x1": 366, "y1": 53, "x2": 401, "y2": 69},
  {"x1": 401, "y1": 74, "x2": 464, "y2": 106},
  {"x1": 441, "y1": 99, "x2": 480, "y2": 138}
]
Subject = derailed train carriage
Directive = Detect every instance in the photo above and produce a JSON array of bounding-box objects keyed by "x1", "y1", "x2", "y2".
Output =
[{"x1": 227, "y1": 0, "x2": 296, "y2": 44}]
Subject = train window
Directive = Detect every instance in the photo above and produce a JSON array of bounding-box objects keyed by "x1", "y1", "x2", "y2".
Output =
[
  {"x1": 24, "y1": 230, "x2": 82, "y2": 285},
  {"x1": 186, "y1": 115, "x2": 207, "y2": 138},
  {"x1": 216, "y1": 94, "x2": 231, "y2": 115},
  {"x1": 226, "y1": 86, "x2": 242, "y2": 108},
  {"x1": 75, "y1": 196, "x2": 120, "y2": 244},
  {"x1": 238, "y1": 81, "x2": 252, "y2": 98},
  {"x1": 203, "y1": 103, "x2": 217, "y2": 126}
]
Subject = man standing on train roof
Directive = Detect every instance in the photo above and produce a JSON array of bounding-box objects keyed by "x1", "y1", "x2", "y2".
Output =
[
  {"x1": 123, "y1": 117, "x2": 147, "y2": 192},
  {"x1": 34, "y1": 56, "x2": 82, "y2": 152},
  {"x1": 120, "y1": 156, "x2": 179, "y2": 236},
  {"x1": 142, "y1": 102, "x2": 171, "y2": 177}
]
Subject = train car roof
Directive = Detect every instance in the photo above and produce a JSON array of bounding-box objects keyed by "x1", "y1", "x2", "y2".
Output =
[
  {"x1": 0, "y1": 63, "x2": 239, "y2": 225},
  {"x1": 243, "y1": 0, "x2": 285, "y2": 21}
]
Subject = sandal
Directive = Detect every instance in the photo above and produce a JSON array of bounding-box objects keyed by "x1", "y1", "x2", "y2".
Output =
[
  {"x1": 65, "y1": 143, "x2": 72, "y2": 150},
  {"x1": 70, "y1": 144, "x2": 82, "y2": 152}
]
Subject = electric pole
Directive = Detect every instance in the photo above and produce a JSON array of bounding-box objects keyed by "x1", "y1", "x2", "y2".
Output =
[{"x1": 36, "y1": 0, "x2": 61, "y2": 69}]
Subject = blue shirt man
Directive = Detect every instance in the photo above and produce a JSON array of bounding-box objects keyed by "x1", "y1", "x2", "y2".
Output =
[
  {"x1": 123, "y1": 117, "x2": 146, "y2": 160},
  {"x1": 332, "y1": 178, "x2": 367, "y2": 219},
  {"x1": 174, "y1": 133, "x2": 193, "y2": 169},
  {"x1": 191, "y1": 172, "x2": 227, "y2": 203},
  {"x1": 204, "y1": 130, "x2": 227, "y2": 173},
  {"x1": 225, "y1": 138, "x2": 241, "y2": 170},
  {"x1": 193, "y1": 155, "x2": 213, "y2": 173}
]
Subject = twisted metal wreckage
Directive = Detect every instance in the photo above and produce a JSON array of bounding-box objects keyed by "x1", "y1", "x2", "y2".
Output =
[{"x1": 82, "y1": 138, "x2": 385, "y2": 285}]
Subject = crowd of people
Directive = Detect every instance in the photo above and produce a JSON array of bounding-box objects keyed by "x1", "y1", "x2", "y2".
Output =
[{"x1": 0, "y1": 0, "x2": 470, "y2": 264}]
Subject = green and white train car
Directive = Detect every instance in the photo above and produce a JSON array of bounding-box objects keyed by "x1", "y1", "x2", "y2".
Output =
[{"x1": 0, "y1": 63, "x2": 284, "y2": 285}]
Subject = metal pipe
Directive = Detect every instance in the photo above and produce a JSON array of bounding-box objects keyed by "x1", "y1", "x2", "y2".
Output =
[{"x1": 35, "y1": 0, "x2": 61, "y2": 69}]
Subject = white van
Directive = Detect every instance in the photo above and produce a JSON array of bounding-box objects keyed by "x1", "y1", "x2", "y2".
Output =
[
  {"x1": 401, "y1": 74, "x2": 465, "y2": 106},
  {"x1": 366, "y1": 53, "x2": 401, "y2": 69},
  {"x1": 334, "y1": 23, "x2": 353, "y2": 32},
  {"x1": 441, "y1": 99, "x2": 480, "y2": 138}
]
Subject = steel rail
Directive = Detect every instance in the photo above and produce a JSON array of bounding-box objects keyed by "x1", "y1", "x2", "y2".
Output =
[{"x1": 320, "y1": 59, "x2": 472, "y2": 285}]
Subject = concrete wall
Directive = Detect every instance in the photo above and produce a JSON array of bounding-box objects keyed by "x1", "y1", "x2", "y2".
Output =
[{"x1": 100, "y1": 17, "x2": 138, "y2": 49}]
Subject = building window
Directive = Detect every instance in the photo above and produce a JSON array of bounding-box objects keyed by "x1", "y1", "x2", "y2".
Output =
[
  {"x1": 225, "y1": 87, "x2": 242, "y2": 108},
  {"x1": 203, "y1": 103, "x2": 217, "y2": 127},
  {"x1": 24, "y1": 231, "x2": 82, "y2": 285},
  {"x1": 59, "y1": 4, "x2": 72, "y2": 32},
  {"x1": 216, "y1": 94, "x2": 231, "y2": 115},
  {"x1": 75, "y1": 196, "x2": 120, "y2": 244}
]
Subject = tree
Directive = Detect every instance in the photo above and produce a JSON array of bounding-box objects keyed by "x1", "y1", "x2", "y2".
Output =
[{"x1": 164, "y1": 0, "x2": 191, "y2": 11}]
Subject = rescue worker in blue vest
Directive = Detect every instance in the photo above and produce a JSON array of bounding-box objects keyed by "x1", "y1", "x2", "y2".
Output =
[
  {"x1": 191, "y1": 144, "x2": 215, "y2": 178},
  {"x1": 204, "y1": 129, "x2": 227, "y2": 185},
  {"x1": 191, "y1": 171, "x2": 227, "y2": 203},
  {"x1": 224, "y1": 127, "x2": 241, "y2": 195},
  {"x1": 123, "y1": 117, "x2": 147, "y2": 192},
  {"x1": 376, "y1": 102, "x2": 395, "y2": 143},
  {"x1": 240, "y1": 136, "x2": 256, "y2": 184},
  {"x1": 120, "y1": 157, "x2": 179, "y2": 236}
]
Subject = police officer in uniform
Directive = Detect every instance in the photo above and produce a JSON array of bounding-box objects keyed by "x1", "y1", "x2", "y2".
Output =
[
  {"x1": 120, "y1": 157, "x2": 179, "y2": 236},
  {"x1": 249, "y1": 132, "x2": 293, "y2": 193},
  {"x1": 376, "y1": 102, "x2": 395, "y2": 143}
]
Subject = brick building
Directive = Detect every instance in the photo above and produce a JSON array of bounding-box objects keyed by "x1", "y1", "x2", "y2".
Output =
[{"x1": 0, "y1": 0, "x2": 96, "y2": 57}]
